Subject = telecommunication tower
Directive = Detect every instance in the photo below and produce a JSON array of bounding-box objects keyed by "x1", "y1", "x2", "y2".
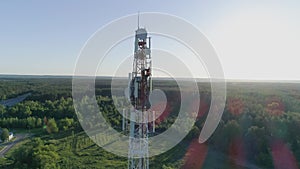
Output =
[{"x1": 123, "y1": 15, "x2": 154, "y2": 169}]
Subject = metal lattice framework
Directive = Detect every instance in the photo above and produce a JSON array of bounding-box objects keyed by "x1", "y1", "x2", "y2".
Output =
[{"x1": 125, "y1": 26, "x2": 152, "y2": 169}]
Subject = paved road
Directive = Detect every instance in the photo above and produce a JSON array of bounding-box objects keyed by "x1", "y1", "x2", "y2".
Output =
[
  {"x1": 0, "y1": 133, "x2": 29, "y2": 158},
  {"x1": 0, "y1": 93, "x2": 31, "y2": 107}
]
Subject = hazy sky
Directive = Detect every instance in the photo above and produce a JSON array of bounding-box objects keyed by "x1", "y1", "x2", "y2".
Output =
[{"x1": 1, "y1": 1, "x2": 300, "y2": 80}]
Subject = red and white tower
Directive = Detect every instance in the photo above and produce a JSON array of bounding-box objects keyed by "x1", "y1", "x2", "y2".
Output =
[{"x1": 126, "y1": 20, "x2": 152, "y2": 169}]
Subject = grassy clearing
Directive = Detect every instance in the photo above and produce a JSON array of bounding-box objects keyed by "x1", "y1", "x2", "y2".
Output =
[{"x1": 11, "y1": 128, "x2": 43, "y2": 135}]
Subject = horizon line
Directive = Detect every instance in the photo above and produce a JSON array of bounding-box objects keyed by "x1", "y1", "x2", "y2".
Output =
[{"x1": 1, "y1": 73, "x2": 300, "y2": 83}]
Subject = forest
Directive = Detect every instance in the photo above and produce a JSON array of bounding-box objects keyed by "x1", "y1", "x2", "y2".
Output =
[{"x1": 0, "y1": 75, "x2": 300, "y2": 168}]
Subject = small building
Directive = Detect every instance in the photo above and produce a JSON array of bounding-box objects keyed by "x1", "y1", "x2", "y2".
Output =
[
  {"x1": 0, "y1": 129, "x2": 13, "y2": 142},
  {"x1": 8, "y1": 132, "x2": 13, "y2": 140}
]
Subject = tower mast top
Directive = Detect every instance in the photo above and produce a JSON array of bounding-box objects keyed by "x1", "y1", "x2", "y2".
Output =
[{"x1": 137, "y1": 11, "x2": 140, "y2": 29}]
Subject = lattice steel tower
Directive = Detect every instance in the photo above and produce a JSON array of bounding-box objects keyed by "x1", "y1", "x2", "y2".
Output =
[{"x1": 124, "y1": 18, "x2": 153, "y2": 169}]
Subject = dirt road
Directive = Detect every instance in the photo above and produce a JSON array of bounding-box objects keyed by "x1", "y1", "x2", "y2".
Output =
[{"x1": 0, "y1": 133, "x2": 29, "y2": 158}]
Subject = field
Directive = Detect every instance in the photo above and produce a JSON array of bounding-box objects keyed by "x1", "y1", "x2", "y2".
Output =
[{"x1": 0, "y1": 75, "x2": 300, "y2": 168}]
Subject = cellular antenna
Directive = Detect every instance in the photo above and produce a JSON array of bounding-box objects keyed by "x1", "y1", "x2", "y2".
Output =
[{"x1": 123, "y1": 14, "x2": 153, "y2": 169}]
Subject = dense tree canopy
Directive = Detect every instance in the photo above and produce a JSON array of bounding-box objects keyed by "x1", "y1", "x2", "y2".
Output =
[
  {"x1": 12, "y1": 138, "x2": 60, "y2": 169},
  {"x1": 46, "y1": 118, "x2": 59, "y2": 134},
  {"x1": 0, "y1": 128, "x2": 9, "y2": 141},
  {"x1": 1, "y1": 77, "x2": 300, "y2": 168}
]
